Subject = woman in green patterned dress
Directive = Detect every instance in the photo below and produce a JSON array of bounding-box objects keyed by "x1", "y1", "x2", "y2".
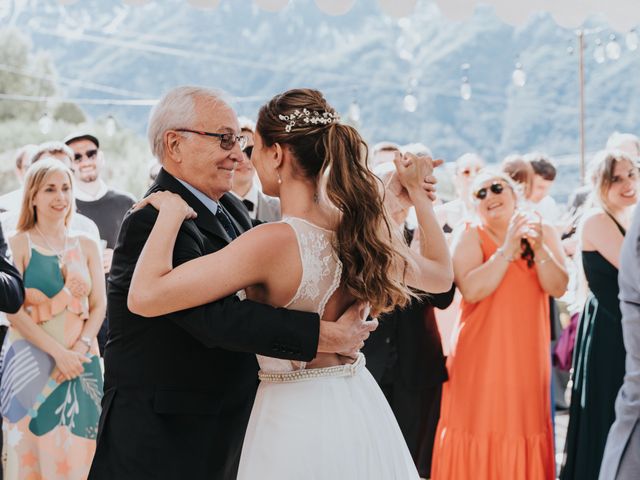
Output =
[{"x1": 1, "y1": 158, "x2": 106, "y2": 479}]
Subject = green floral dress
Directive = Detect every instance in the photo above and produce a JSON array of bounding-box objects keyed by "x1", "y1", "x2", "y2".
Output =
[{"x1": 0, "y1": 235, "x2": 102, "y2": 479}]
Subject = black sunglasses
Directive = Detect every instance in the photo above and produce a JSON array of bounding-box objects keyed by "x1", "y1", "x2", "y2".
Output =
[
  {"x1": 73, "y1": 149, "x2": 98, "y2": 163},
  {"x1": 243, "y1": 146, "x2": 253, "y2": 158},
  {"x1": 175, "y1": 128, "x2": 247, "y2": 151},
  {"x1": 474, "y1": 182, "x2": 505, "y2": 200}
]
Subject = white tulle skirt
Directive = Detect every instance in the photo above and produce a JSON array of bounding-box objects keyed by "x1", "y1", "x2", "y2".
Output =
[{"x1": 237, "y1": 354, "x2": 420, "y2": 480}]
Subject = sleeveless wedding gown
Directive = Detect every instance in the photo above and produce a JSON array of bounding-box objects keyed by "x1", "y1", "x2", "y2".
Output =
[{"x1": 236, "y1": 217, "x2": 419, "y2": 479}]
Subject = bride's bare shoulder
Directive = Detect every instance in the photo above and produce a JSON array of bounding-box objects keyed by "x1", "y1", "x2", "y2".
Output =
[{"x1": 235, "y1": 221, "x2": 298, "y2": 251}]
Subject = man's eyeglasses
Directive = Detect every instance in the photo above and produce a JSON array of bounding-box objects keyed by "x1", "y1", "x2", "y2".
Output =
[
  {"x1": 73, "y1": 149, "x2": 98, "y2": 163},
  {"x1": 175, "y1": 129, "x2": 247, "y2": 151},
  {"x1": 243, "y1": 146, "x2": 253, "y2": 158},
  {"x1": 474, "y1": 182, "x2": 505, "y2": 200}
]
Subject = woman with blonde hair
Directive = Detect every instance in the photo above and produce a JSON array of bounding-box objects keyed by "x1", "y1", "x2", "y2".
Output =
[
  {"x1": 561, "y1": 149, "x2": 638, "y2": 480},
  {"x1": 0, "y1": 157, "x2": 105, "y2": 479},
  {"x1": 432, "y1": 170, "x2": 568, "y2": 480},
  {"x1": 127, "y1": 88, "x2": 453, "y2": 479}
]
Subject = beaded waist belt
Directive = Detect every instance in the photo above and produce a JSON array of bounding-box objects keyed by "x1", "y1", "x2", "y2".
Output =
[{"x1": 258, "y1": 353, "x2": 366, "y2": 383}]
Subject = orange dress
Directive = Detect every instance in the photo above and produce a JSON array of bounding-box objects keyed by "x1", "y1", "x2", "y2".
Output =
[{"x1": 432, "y1": 226, "x2": 554, "y2": 480}]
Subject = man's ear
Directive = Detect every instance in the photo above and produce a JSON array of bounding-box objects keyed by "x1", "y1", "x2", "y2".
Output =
[{"x1": 165, "y1": 131, "x2": 183, "y2": 163}]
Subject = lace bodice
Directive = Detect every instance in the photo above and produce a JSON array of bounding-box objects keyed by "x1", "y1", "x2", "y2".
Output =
[{"x1": 257, "y1": 217, "x2": 342, "y2": 374}]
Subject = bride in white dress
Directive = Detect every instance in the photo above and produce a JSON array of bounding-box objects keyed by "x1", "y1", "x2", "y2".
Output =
[{"x1": 128, "y1": 88, "x2": 453, "y2": 479}]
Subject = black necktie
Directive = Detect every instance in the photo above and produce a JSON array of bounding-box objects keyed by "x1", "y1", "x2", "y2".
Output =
[
  {"x1": 215, "y1": 205, "x2": 237, "y2": 240},
  {"x1": 242, "y1": 199, "x2": 254, "y2": 212}
]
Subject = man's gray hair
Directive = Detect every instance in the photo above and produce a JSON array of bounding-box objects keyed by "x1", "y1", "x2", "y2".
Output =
[{"x1": 147, "y1": 86, "x2": 229, "y2": 161}]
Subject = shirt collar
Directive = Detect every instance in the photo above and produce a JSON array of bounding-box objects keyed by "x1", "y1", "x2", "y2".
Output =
[
  {"x1": 176, "y1": 178, "x2": 219, "y2": 215},
  {"x1": 75, "y1": 179, "x2": 109, "y2": 202}
]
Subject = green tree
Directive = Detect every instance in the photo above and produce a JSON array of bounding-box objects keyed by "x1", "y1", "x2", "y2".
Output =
[
  {"x1": 54, "y1": 102, "x2": 86, "y2": 124},
  {"x1": 0, "y1": 27, "x2": 56, "y2": 121}
]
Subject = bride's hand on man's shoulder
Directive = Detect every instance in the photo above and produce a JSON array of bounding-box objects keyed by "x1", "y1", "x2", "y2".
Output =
[{"x1": 132, "y1": 191, "x2": 197, "y2": 220}]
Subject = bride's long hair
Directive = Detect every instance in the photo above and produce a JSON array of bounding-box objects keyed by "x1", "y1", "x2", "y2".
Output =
[{"x1": 256, "y1": 88, "x2": 414, "y2": 316}]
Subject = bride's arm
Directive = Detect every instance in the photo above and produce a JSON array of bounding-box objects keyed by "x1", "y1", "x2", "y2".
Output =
[
  {"x1": 393, "y1": 155, "x2": 453, "y2": 293},
  {"x1": 127, "y1": 195, "x2": 284, "y2": 317}
]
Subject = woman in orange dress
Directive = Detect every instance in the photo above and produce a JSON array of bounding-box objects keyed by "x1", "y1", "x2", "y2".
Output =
[{"x1": 432, "y1": 170, "x2": 568, "y2": 480}]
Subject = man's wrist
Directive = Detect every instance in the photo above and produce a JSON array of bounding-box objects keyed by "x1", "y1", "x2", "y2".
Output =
[{"x1": 317, "y1": 321, "x2": 341, "y2": 354}]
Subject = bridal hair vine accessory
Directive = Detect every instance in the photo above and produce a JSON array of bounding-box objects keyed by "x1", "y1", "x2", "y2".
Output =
[{"x1": 278, "y1": 108, "x2": 340, "y2": 133}]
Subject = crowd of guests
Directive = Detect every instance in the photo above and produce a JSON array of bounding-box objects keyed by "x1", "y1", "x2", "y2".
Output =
[{"x1": 0, "y1": 94, "x2": 638, "y2": 479}]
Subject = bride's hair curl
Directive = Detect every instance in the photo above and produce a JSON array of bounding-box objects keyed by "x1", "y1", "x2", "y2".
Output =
[{"x1": 256, "y1": 88, "x2": 413, "y2": 316}]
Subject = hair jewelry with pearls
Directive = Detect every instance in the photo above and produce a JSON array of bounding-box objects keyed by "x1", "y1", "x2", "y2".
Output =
[{"x1": 278, "y1": 108, "x2": 339, "y2": 132}]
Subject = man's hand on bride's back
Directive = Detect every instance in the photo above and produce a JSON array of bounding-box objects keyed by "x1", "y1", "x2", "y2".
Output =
[
  {"x1": 317, "y1": 302, "x2": 377, "y2": 358},
  {"x1": 133, "y1": 191, "x2": 197, "y2": 220}
]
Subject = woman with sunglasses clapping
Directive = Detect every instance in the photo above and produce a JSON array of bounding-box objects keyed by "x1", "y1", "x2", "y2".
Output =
[{"x1": 432, "y1": 170, "x2": 568, "y2": 480}]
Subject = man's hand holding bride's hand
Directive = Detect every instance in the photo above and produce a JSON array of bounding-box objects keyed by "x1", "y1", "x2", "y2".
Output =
[
  {"x1": 317, "y1": 302, "x2": 377, "y2": 358},
  {"x1": 393, "y1": 152, "x2": 443, "y2": 203},
  {"x1": 133, "y1": 191, "x2": 197, "y2": 220}
]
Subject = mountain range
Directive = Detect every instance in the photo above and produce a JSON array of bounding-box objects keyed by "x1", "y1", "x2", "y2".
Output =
[{"x1": 4, "y1": 0, "x2": 640, "y2": 201}]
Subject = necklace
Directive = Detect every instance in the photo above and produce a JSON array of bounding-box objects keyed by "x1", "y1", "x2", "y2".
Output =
[{"x1": 34, "y1": 224, "x2": 68, "y2": 265}]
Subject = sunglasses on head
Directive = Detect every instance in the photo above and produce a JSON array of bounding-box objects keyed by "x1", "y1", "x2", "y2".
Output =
[
  {"x1": 175, "y1": 128, "x2": 247, "y2": 151},
  {"x1": 243, "y1": 146, "x2": 253, "y2": 158},
  {"x1": 73, "y1": 149, "x2": 98, "y2": 163},
  {"x1": 474, "y1": 181, "x2": 505, "y2": 200}
]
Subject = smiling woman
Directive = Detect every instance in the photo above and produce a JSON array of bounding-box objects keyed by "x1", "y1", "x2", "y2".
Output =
[
  {"x1": 432, "y1": 169, "x2": 568, "y2": 480},
  {"x1": 561, "y1": 149, "x2": 639, "y2": 480},
  {"x1": 0, "y1": 157, "x2": 106, "y2": 480}
]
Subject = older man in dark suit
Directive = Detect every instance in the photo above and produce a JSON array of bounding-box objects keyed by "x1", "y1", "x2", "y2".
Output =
[{"x1": 89, "y1": 86, "x2": 374, "y2": 480}]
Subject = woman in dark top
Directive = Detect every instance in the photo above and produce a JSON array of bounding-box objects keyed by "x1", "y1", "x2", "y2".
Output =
[{"x1": 561, "y1": 149, "x2": 639, "y2": 480}]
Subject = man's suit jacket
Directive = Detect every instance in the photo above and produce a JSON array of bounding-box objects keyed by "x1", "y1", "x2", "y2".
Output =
[
  {"x1": 89, "y1": 169, "x2": 320, "y2": 480},
  {"x1": 255, "y1": 192, "x2": 281, "y2": 223},
  {"x1": 599, "y1": 207, "x2": 640, "y2": 479},
  {"x1": 0, "y1": 222, "x2": 23, "y2": 314}
]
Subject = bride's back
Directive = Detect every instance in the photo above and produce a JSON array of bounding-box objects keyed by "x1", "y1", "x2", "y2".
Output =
[{"x1": 251, "y1": 216, "x2": 356, "y2": 370}]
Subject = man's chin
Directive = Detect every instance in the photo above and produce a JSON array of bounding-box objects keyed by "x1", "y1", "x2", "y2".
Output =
[{"x1": 81, "y1": 174, "x2": 98, "y2": 183}]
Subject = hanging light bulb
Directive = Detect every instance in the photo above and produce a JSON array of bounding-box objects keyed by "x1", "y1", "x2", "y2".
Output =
[
  {"x1": 39, "y1": 112, "x2": 52, "y2": 134},
  {"x1": 460, "y1": 78, "x2": 472, "y2": 100},
  {"x1": 348, "y1": 100, "x2": 361, "y2": 123},
  {"x1": 460, "y1": 63, "x2": 471, "y2": 100},
  {"x1": 105, "y1": 115, "x2": 117, "y2": 137},
  {"x1": 403, "y1": 93, "x2": 418, "y2": 112},
  {"x1": 606, "y1": 34, "x2": 621, "y2": 60},
  {"x1": 512, "y1": 61, "x2": 526, "y2": 87},
  {"x1": 593, "y1": 38, "x2": 606, "y2": 63},
  {"x1": 626, "y1": 30, "x2": 639, "y2": 51}
]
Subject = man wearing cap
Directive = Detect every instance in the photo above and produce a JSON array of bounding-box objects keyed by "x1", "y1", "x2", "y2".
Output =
[{"x1": 65, "y1": 132, "x2": 135, "y2": 353}]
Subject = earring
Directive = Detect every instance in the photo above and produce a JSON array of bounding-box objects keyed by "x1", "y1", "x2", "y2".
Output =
[{"x1": 277, "y1": 172, "x2": 282, "y2": 184}]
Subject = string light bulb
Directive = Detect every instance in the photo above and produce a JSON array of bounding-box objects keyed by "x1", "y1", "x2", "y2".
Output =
[
  {"x1": 593, "y1": 38, "x2": 605, "y2": 63},
  {"x1": 105, "y1": 115, "x2": 117, "y2": 137},
  {"x1": 512, "y1": 61, "x2": 526, "y2": 87},
  {"x1": 606, "y1": 34, "x2": 621, "y2": 60},
  {"x1": 403, "y1": 93, "x2": 418, "y2": 112},
  {"x1": 38, "y1": 112, "x2": 52, "y2": 134},
  {"x1": 626, "y1": 30, "x2": 639, "y2": 51},
  {"x1": 348, "y1": 100, "x2": 361, "y2": 123}
]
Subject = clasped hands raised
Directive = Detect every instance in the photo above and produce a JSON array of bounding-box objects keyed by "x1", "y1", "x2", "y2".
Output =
[{"x1": 387, "y1": 152, "x2": 442, "y2": 207}]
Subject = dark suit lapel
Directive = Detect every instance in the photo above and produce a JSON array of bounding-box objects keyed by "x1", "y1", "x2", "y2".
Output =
[{"x1": 151, "y1": 169, "x2": 233, "y2": 243}]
